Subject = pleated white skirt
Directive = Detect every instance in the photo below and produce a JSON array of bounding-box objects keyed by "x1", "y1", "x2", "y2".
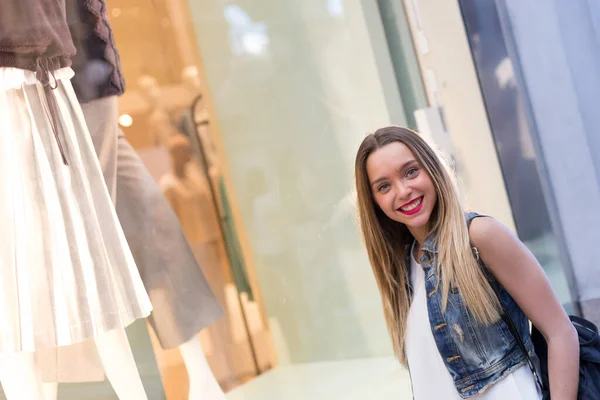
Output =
[{"x1": 0, "y1": 67, "x2": 152, "y2": 352}]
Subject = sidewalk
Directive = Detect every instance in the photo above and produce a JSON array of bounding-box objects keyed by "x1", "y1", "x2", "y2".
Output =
[{"x1": 227, "y1": 356, "x2": 413, "y2": 399}]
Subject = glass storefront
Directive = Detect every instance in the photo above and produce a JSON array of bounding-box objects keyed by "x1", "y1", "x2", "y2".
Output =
[{"x1": 106, "y1": 0, "x2": 411, "y2": 397}]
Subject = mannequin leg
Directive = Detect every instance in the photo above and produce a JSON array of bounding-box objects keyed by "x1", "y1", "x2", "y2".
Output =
[
  {"x1": 94, "y1": 328, "x2": 148, "y2": 400},
  {"x1": 179, "y1": 337, "x2": 227, "y2": 399},
  {"x1": 0, "y1": 351, "x2": 45, "y2": 400},
  {"x1": 42, "y1": 382, "x2": 58, "y2": 400}
]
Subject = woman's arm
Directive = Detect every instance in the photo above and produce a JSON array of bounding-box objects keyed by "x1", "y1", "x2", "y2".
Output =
[{"x1": 470, "y1": 217, "x2": 579, "y2": 400}]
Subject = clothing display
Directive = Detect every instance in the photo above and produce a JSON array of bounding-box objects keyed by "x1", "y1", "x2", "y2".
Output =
[
  {"x1": 27, "y1": 0, "x2": 225, "y2": 386},
  {"x1": 0, "y1": 67, "x2": 152, "y2": 352},
  {"x1": 65, "y1": 0, "x2": 223, "y2": 353},
  {"x1": 0, "y1": 2, "x2": 157, "y2": 391},
  {"x1": 0, "y1": 0, "x2": 239, "y2": 397},
  {"x1": 405, "y1": 242, "x2": 541, "y2": 399},
  {"x1": 84, "y1": 96, "x2": 223, "y2": 350},
  {"x1": 0, "y1": 1, "x2": 74, "y2": 72}
]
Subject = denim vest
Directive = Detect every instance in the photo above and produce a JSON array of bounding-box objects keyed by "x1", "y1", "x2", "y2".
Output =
[{"x1": 406, "y1": 212, "x2": 535, "y2": 398}]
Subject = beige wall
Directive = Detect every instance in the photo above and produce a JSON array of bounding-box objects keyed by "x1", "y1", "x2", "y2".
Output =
[{"x1": 403, "y1": 0, "x2": 516, "y2": 231}]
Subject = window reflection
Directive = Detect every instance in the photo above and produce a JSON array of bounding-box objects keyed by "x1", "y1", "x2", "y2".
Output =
[{"x1": 224, "y1": 4, "x2": 270, "y2": 56}]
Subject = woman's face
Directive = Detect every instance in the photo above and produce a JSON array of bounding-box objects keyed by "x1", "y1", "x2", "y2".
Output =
[{"x1": 366, "y1": 142, "x2": 437, "y2": 234}]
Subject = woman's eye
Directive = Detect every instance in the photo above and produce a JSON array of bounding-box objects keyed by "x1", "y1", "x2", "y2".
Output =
[
  {"x1": 377, "y1": 183, "x2": 390, "y2": 192},
  {"x1": 406, "y1": 168, "x2": 418, "y2": 178}
]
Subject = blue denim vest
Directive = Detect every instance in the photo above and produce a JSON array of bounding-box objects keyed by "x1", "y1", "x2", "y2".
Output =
[{"x1": 406, "y1": 212, "x2": 535, "y2": 398}]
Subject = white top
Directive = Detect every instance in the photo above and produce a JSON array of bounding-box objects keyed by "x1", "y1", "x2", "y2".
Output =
[{"x1": 405, "y1": 244, "x2": 541, "y2": 399}]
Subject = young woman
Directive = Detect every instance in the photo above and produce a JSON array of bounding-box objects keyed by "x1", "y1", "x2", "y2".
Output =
[{"x1": 354, "y1": 126, "x2": 579, "y2": 399}]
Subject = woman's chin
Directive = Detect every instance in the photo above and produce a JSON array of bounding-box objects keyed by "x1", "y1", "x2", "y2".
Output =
[{"x1": 403, "y1": 211, "x2": 431, "y2": 230}]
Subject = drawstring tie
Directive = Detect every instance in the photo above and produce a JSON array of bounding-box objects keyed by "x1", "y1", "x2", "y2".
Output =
[{"x1": 36, "y1": 57, "x2": 68, "y2": 165}]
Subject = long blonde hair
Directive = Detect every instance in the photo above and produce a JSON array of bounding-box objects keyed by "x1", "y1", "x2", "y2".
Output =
[{"x1": 354, "y1": 126, "x2": 500, "y2": 365}]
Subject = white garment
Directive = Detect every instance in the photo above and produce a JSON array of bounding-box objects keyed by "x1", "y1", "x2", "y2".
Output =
[
  {"x1": 405, "y1": 244, "x2": 540, "y2": 399},
  {"x1": 0, "y1": 67, "x2": 152, "y2": 352}
]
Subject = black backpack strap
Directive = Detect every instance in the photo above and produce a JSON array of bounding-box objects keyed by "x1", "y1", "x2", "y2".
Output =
[{"x1": 466, "y1": 213, "x2": 545, "y2": 392}]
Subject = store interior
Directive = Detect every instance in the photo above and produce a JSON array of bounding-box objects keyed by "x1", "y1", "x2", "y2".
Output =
[{"x1": 106, "y1": 0, "x2": 275, "y2": 397}]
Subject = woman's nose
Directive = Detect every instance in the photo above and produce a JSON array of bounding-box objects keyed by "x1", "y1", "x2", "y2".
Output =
[{"x1": 394, "y1": 181, "x2": 412, "y2": 201}]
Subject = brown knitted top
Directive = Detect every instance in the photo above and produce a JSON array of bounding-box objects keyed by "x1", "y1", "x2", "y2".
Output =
[
  {"x1": 0, "y1": 0, "x2": 75, "y2": 71},
  {"x1": 67, "y1": 0, "x2": 126, "y2": 103}
]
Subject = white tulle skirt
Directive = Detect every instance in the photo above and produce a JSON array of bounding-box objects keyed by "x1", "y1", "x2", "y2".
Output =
[{"x1": 0, "y1": 67, "x2": 152, "y2": 352}]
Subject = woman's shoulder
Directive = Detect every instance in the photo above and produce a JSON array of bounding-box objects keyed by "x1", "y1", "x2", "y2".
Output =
[
  {"x1": 464, "y1": 210, "x2": 488, "y2": 226},
  {"x1": 466, "y1": 212, "x2": 514, "y2": 251}
]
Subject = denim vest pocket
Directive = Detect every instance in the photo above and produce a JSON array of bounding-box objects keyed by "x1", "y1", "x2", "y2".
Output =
[{"x1": 440, "y1": 286, "x2": 515, "y2": 371}]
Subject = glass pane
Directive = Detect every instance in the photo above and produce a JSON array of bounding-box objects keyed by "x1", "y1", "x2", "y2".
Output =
[
  {"x1": 184, "y1": 1, "x2": 412, "y2": 397},
  {"x1": 458, "y1": 0, "x2": 572, "y2": 306},
  {"x1": 105, "y1": 0, "x2": 269, "y2": 396}
]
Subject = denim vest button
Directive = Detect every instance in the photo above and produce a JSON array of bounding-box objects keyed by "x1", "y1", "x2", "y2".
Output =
[{"x1": 420, "y1": 254, "x2": 434, "y2": 267}]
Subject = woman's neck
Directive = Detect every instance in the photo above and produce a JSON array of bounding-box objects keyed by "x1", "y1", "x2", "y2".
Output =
[{"x1": 409, "y1": 225, "x2": 428, "y2": 245}]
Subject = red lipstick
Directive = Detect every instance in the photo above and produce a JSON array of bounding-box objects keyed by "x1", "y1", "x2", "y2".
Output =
[{"x1": 398, "y1": 196, "x2": 424, "y2": 216}]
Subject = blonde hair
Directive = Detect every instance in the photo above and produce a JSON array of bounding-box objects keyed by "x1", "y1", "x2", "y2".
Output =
[{"x1": 354, "y1": 126, "x2": 500, "y2": 366}]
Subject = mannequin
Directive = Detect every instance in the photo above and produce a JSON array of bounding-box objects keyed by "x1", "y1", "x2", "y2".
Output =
[
  {"x1": 177, "y1": 79, "x2": 264, "y2": 377},
  {"x1": 41, "y1": 75, "x2": 228, "y2": 400},
  {"x1": 0, "y1": 352, "x2": 45, "y2": 399},
  {"x1": 42, "y1": 329, "x2": 146, "y2": 400},
  {"x1": 181, "y1": 65, "x2": 202, "y2": 96},
  {"x1": 37, "y1": 2, "x2": 227, "y2": 398},
  {"x1": 40, "y1": 156, "x2": 227, "y2": 400},
  {"x1": 41, "y1": 107, "x2": 227, "y2": 400},
  {"x1": 138, "y1": 75, "x2": 180, "y2": 147},
  {"x1": 178, "y1": 89, "x2": 255, "y2": 305},
  {"x1": 160, "y1": 134, "x2": 222, "y2": 247},
  {"x1": 159, "y1": 134, "x2": 229, "y2": 399},
  {"x1": 139, "y1": 75, "x2": 228, "y2": 398},
  {"x1": 179, "y1": 338, "x2": 227, "y2": 399},
  {"x1": 0, "y1": 22, "x2": 152, "y2": 400},
  {"x1": 0, "y1": 66, "x2": 153, "y2": 397},
  {"x1": 137, "y1": 77, "x2": 229, "y2": 398}
]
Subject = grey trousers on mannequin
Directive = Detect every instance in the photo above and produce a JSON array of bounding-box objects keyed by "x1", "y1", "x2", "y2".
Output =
[{"x1": 82, "y1": 96, "x2": 223, "y2": 349}]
